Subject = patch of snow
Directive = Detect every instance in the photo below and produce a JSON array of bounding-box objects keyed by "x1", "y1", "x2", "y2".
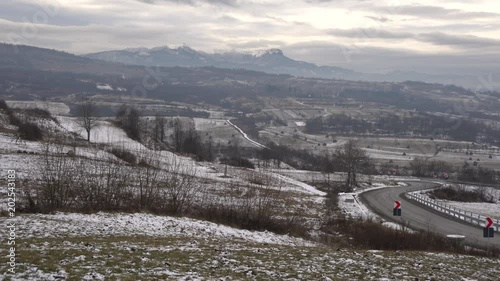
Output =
[
  {"x1": 445, "y1": 202, "x2": 500, "y2": 219},
  {"x1": 420, "y1": 184, "x2": 500, "y2": 218},
  {"x1": 9, "y1": 212, "x2": 316, "y2": 247},
  {"x1": 5, "y1": 100, "x2": 70, "y2": 115},
  {"x1": 96, "y1": 83, "x2": 113, "y2": 91},
  {"x1": 266, "y1": 170, "x2": 326, "y2": 196},
  {"x1": 82, "y1": 271, "x2": 105, "y2": 280}
]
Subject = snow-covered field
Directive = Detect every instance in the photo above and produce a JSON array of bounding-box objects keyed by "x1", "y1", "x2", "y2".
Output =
[
  {"x1": 193, "y1": 117, "x2": 264, "y2": 149},
  {"x1": 2, "y1": 110, "x2": 500, "y2": 279},
  {"x1": 426, "y1": 184, "x2": 500, "y2": 218},
  {"x1": 57, "y1": 117, "x2": 148, "y2": 152},
  {"x1": 446, "y1": 202, "x2": 500, "y2": 219},
  {"x1": 9, "y1": 212, "x2": 315, "y2": 247},
  {"x1": 364, "y1": 147, "x2": 421, "y2": 161},
  {"x1": 5, "y1": 101, "x2": 71, "y2": 115}
]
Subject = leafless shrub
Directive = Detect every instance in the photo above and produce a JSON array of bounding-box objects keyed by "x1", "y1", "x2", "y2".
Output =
[
  {"x1": 78, "y1": 156, "x2": 134, "y2": 211},
  {"x1": 107, "y1": 147, "x2": 137, "y2": 165},
  {"x1": 0, "y1": 99, "x2": 8, "y2": 110},
  {"x1": 18, "y1": 122, "x2": 43, "y2": 141},
  {"x1": 136, "y1": 152, "x2": 162, "y2": 210},
  {"x1": 22, "y1": 143, "x2": 309, "y2": 238},
  {"x1": 25, "y1": 143, "x2": 81, "y2": 211},
  {"x1": 23, "y1": 139, "x2": 204, "y2": 215},
  {"x1": 244, "y1": 169, "x2": 274, "y2": 186},
  {"x1": 194, "y1": 173, "x2": 305, "y2": 235},
  {"x1": 155, "y1": 159, "x2": 199, "y2": 215}
]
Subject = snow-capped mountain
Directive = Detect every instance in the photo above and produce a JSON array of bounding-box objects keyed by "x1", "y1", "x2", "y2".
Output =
[{"x1": 85, "y1": 45, "x2": 355, "y2": 79}]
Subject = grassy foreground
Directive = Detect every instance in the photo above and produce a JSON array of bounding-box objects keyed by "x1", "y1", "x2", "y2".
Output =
[{"x1": 2, "y1": 235, "x2": 500, "y2": 280}]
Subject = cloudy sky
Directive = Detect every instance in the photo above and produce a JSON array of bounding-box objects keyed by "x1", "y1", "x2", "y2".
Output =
[{"x1": 1, "y1": 0, "x2": 500, "y2": 75}]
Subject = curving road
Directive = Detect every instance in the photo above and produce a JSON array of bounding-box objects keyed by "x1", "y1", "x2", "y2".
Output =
[{"x1": 360, "y1": 181, "x2": 500, "y2": 249}]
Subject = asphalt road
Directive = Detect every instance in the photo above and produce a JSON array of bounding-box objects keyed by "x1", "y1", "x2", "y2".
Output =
[{"x1": 360, "y1": 181, "x2": 500, "y2": 249}]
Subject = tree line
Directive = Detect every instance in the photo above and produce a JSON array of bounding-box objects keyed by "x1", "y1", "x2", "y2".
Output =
[{"x1": 306, "y1": 112, "x2": 500, "y2": 144}]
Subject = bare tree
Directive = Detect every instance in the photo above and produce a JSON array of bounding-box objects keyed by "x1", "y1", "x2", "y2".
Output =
[
  {"x1": 154, "y1": 114, "x2": 166, "y2": 143},
  {"x1": 322, "y1": 151, "x2": 337, "y2": 186},
  {"x1": 137, "y1": 151, "x2": 162, "y2": 209},
  {"x1": 171, "y1": 117, "x2": 184, "y2": 152},
  {"x1": 159, "y1": 159, "x2": 199, "y2": 215},
  {"x1": 335, "y1": 139, "x2": 369, "y2": 191},
  {"x1": 77, "y1": 100, "x2": 97, "y2": 142},
  {"x1": 116, "y1": 105, "x2": 141, "y2": 141},
  {"x1": 205, "y1": 138, "x2": 214, "y2": 162}
]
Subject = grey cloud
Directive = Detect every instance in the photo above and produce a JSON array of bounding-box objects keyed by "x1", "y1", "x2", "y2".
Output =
[
  {"x1": 0, "y1": 0, "x2": 90, "y2": 26},
  {"x1": 227, "y1": 39, "x2": 286, "y2": 49},
  {"x1": 407, "y1": 23, "x2": 500, "y2": 33},
  {"x1": 0, "y1": 19, "x2": 220, "y2": 54},
  {"x1": 378, "y1": 4, "x2": 500, "y2": 20},
  {"x1": 135, "y1": 0, "x2": 241, "y2": 7},
  {"x1": 328, "y1": 28, "x2": 413, "y2": 39},
  {"x1": 304, "y1": 0, "x2": 370, "y2": 4},
  {"x1": 217, "y1": 15, "x2": 241, "y2": 23},
  {"x1": 284, "y1": 41, "x2": 500, "y2": 76},
  {"x1": 365, "y1": 16, "x2": 390, "y2": 23},
  {"x1": 417, "y1": 32, "x2": 500, "y2": 47},
  {"x1": 327, "y1": 28, "x2": 500, "y2": 49}
]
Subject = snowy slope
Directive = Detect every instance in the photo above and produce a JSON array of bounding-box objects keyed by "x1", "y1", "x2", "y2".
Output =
[
  {"x1": 56, "y1": 116, "x2": 327, "y2": 197},
  {"x1": 10, "y1": 212, "x2": 315, "y2": 247}
]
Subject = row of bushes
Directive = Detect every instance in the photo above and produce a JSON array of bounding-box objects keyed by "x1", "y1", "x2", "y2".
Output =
[
  {"x1": 197, "y1": 200, "x2": 307, "y2": 237},
  {"x1": 305, "y1": 111, "x2": 500, "y2": 143},
  {"x1": 384, "y1": 157, "x2": 500, "y2": 185},
  {"x1": 220, "y1": 156, "x2": 255, "y2": 169},
  {"x1": 21, "y1": 144, "x2": 303, "y2": 237},
  {"x1": 23, "y1": 146, "x2": 197, "y2": 214}
]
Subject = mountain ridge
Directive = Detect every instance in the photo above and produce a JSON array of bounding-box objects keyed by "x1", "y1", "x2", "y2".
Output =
[
  {"x1": 0, "y1": 42, "x2": 496, "y2": 91},
  {"x1": 84, "y1": 45, "x2": 498, "y2": 90},
  {"x1": 85, "y1": 45, "x2": 355, "y2": 79}
]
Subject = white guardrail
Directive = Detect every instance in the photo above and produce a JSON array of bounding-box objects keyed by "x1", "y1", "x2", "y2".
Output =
[{"x1": 406, "y1": 190, "x2": 500, "y2": 231}]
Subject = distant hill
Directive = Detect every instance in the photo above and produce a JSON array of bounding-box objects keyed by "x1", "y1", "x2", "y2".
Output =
[
  {"x1": 85, "y1": 45, "x2": 495, "y2": 90},
  {"x1": 0, "y1": 43, "x2": 494, "y2": 90},
  {"x1": 0, "y1": 43, "x2": 148, "y2": 77}
]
